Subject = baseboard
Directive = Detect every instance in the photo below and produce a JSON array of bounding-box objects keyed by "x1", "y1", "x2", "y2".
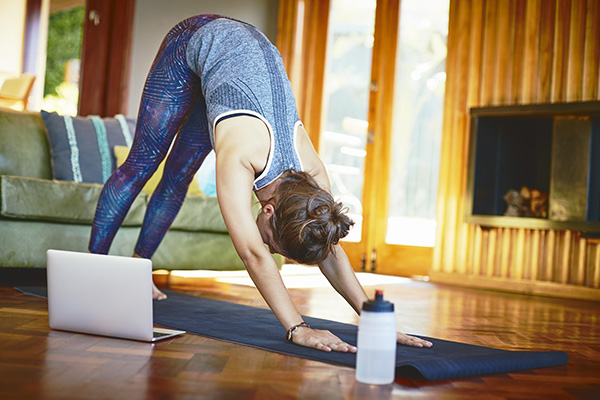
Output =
[
  {"x1": 0, "y1": 267, "x2": 47, "y2": 287},
  {"x1": 429, "y1": 270, "x2": 600, "y2": 302}
]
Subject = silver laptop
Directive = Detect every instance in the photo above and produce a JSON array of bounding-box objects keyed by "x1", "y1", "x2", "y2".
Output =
[{"x1": 47, "y1": 249, "x2": 185, "y2": 342}]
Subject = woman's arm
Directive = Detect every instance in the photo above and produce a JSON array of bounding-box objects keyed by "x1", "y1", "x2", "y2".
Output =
[
  {"x1": 318, "y1": 245, "x2": 369, "y2": 314},
  {"x1": 215, "y1": 136, "x2": 302, "y2": 331},
  {"x1": 318, "y1": 245, "x2": 433, "y2": 348},
  {"x1": 296, "y1": 126, "x2": 432, "y2": 348},
  {"x1": 214, "y1": 122, "x2": 356, "y2": 352}
]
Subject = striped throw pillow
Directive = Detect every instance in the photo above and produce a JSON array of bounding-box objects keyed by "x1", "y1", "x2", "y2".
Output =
[{"x1": 41, "y1": 111, "x2": 135, "y2": 184}]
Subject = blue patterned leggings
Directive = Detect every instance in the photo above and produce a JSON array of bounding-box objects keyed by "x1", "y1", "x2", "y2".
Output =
[{"x1": 89, "y1": 15, "x2": 220, "y2": 258}]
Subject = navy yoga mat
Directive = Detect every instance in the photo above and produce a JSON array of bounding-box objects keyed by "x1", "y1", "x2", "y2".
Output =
[{"x1": 18, "y1": 287, "x2": 568, "y2": 381}]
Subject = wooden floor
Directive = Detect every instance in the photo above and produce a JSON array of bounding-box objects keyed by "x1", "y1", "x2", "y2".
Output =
[{"x1": 1, "y1": 268, "x2": 599, "y2": 400}]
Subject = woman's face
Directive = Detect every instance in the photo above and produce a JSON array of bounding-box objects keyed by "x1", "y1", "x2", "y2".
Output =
[{"x1": 256, "y1": 204, "x2": 283, "y2": 255}]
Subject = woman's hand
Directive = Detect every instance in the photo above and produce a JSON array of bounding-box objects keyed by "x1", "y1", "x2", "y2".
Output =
[
  {"x1": 291, "y1": 327, "x2": 431, "y2": 352},
  {"x1": 397, "y1": 332, "x2": 433, "y2": 348},
  {"x1": 291, "y1": 326, "x2": 357, "y2": 353}
]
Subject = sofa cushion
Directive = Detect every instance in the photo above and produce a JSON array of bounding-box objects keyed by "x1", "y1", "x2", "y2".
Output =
[
  {"x1": 0, "y1": 175, "x2": 145, "y2": 226},
  {"x1": 171, "y1": 195, "x2": 228, "y2": 233},
  {"x1": 41, "y1": 111, "x2": 135, "y2": 184},
  {"x1": 0, "y1": 109, "x2": 52, "y2": 179}
]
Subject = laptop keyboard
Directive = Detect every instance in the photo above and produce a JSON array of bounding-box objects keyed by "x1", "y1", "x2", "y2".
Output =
[{"x1": 153, "y1": 331, "x2": 171, "y2": 338}]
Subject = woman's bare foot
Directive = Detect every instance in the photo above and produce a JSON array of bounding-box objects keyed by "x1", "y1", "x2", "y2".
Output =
[
  {"x1": 153, "y1": 283, "x2": 167, "y2": 301},
  {"x1": 133, "y1": 253, "x2": 168, "y2": 300}
]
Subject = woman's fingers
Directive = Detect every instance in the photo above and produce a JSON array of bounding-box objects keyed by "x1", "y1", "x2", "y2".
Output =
[
  {"x1": 329, "y1": 341, "x2": 357, "y2": 353},
  {"x1": 315, "y1": 342, "x2": 332, "y2": 352},
  {"x1": 292, "y1": 328, "x2": 358, "y2": 353},
  {"x1": 292, "y1": 328, "x2": 434, "y2": 352},
  {"x1": 397, "y1": 332, "x2": 433, "y2": 348}
]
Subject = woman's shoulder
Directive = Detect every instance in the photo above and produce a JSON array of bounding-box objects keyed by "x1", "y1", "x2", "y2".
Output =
[
  {"x1": 295, "y1": 126, "x2": 331, "y2": 191},
  {"x1": 214, "y1": 115, "x2": 271, "y2": 174}
]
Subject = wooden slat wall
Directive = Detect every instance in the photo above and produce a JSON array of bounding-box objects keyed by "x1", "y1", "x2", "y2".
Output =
[{"x1": 432, "y1": 0, "x2": 600, "y2": 301}]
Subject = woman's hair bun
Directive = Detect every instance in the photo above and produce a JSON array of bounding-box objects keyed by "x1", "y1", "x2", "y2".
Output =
[{"x1": 271, "y1": 170, "x2": 354, "y2": 264}]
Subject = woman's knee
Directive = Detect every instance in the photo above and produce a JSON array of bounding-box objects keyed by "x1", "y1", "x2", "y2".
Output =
[{"x1": 115, "y1": 161, "x2": 161, "y2": 189}]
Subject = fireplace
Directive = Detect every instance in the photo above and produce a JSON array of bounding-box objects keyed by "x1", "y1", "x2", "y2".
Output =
[{"x1": 466, "y1": 102, "x2": 600, "y2": 234}]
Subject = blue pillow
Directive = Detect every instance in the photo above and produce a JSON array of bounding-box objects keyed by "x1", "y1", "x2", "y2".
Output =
[{"x1": 41, "y1": 111, "x2": 135, "y2": 184}]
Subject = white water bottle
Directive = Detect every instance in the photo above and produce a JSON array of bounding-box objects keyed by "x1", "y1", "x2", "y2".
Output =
[{"x1": 355, "y1": 289, "x2": 397, "y2": 384}]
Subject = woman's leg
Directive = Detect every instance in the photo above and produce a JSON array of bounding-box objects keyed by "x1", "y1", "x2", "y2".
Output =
[
  {"x1": 89, "y1": 21, "x2": 202, "y2": 255},
  {"x1": 134, "y1": 94, "x2": 212, "y2": 259},
  {"x1": 135, "y1": 90, "x2": 211, "y2": 301}
]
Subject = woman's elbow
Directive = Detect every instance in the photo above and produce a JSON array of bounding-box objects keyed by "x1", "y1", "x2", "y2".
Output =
[{"x1": 237, "y1": 248, "x2": 271, "y2": 271}]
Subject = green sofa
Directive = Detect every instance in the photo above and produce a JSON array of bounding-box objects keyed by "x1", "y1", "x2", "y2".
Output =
[{"x1": 0, "y1": 108, "x2": 278, "y2": 271}]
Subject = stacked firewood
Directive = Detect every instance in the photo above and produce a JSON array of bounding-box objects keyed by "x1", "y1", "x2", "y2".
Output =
[{"x1": 503, "y1": 186, "x2": 548, "y2": 218}]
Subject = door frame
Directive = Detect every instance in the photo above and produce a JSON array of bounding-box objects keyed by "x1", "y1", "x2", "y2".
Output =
[
  {"x1": 79, "y1": 0, "x2": 136, "y2": 116},
  {"x1": 339, "y1": 0, "x2": 433, "y2": 276},
  {"x1": 277, "y1": 0, "x2": 434, "y2": 276},
  {"x1": 23, "y1": 0, "x2": 136, "y2": 116}
]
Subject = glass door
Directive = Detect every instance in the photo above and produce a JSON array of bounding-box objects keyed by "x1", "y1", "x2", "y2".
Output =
[
  {"x1": 376, "y1": 0, "x2": 449, "y2": 276},
  {"x1": 42, "y1": 3, "x2": 85, "y2": 115},
  {"x1": 320, "y1": 0, "x2": 449, "y2": 276},
  {"x1": 319, "y1": 0, "x2": 377, "y2": 269}
]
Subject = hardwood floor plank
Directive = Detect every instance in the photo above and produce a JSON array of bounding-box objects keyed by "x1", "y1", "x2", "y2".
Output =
[{"x1": 1, "y1": 273, "x2": 599, "y2": 399}]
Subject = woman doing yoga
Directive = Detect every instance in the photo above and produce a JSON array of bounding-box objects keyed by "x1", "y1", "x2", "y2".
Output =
[{"x1": 89, "y1": 15, "x2": 432, "y2": 353}]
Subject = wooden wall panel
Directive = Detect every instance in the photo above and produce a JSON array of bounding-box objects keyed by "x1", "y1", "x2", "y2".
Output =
[
  {"x1": 582, "y1": 0, "x2": 600, "y2": 100},
  {"x1": 522, "y1": 0, "x2": 541, "y2": 103},
  {"x1": 538, "y1": 1, "x2": 556, "y2": 102},
  {"x1": 432, "y1": 0, "x2": 600, "y2": 301},
  {"x1": 551, "y1": 0, "x2": 570, "y2": 101},
  {"x1": 567, "y1": 0, "x2": 586, "y2": 101},
  {"x1": 509, "y1": 0, "x2": 526, "y2": 103}
]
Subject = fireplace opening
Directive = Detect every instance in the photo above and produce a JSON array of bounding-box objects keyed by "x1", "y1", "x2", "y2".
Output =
[
  {"x1": 466, "y1": 102, "x2": 600, "y2": 233},
  {"x1": 471, "y1": 116, "x2": 552, "y2": 217}
]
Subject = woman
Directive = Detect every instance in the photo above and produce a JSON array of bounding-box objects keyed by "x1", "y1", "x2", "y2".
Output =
[{"x1": 89, "y1": 15, "x2": 432, "y2": 353}]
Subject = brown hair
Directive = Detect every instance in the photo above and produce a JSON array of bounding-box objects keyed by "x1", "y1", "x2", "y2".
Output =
[{"x1": 269, "y1": 170, "x2": 354, "y2": 264}]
